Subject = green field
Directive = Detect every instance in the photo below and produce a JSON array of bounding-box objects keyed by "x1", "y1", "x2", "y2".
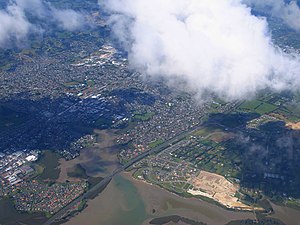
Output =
[
  {"x1": 238, "y1": 100, "x2": 262, "y2": 111},
  {"x1": 133, "y1": 111, "x2": 154, "y2": 121},
  {"x1": 192, "y1": 127, "x2": 220, "y2": 137},
  {"x1": 274, "y1": 109, "x2": 299, "y2": 122},
  {"x1": 238, "y1": 100, "x2": 277, "y2": 115},
  {"x1": 284, "y1": 104, "x2": 300, "y2": 121},
  {"x1": 86, "y1": 79, "x2": 95, "y2": 87},
  {"x1": 255, "y1": 102, "x2": 277, "y2": 115},
  {"x1": 148, "y1": 139, "x2": 164, "y2": 148}
]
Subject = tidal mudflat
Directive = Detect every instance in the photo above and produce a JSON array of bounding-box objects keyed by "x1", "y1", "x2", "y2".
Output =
[
  {"x1": 64, "y1": 172, "x2": 256, "y2": 225},
  {"x1": 64, "y1": 174, "x2": 148, "y2": 225},
  {"x1": 57, "y1": 130, "x2": 121, "y2": 182}
]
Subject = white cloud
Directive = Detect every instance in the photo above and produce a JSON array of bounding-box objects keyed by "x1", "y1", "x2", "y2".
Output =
[
  {"x1": 100, "y1": 0, "x2": 300, "y2": 100},
  {"x1": 0, "y1": 0, "x2": 88, "y2": 48},
  {"x1": 0, "y1": 2, "x2": 33, "y2": 47},
  {"x1": 51, "y1": 8, "x2": 87, "y2": 31},
  {"x1": 244, "y1": 0, "x2": 300, "y2": 31}
]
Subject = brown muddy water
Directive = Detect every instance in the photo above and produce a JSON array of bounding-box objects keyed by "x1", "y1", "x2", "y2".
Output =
[
  {"x1": 64, "y1": 172, "x2": 300, "y2": 225},
  {"x1": 61, "y1": 130, "x2": 300, "y2": 225},
  {"x1": 64, "y1": 173, "x2": 148, "y2": 225},
  {"x1": 57, "y1": 130, "x2": 121, "y2": 182},
  {"x1": 269, "y1": 202, "x2": 300, "y2": 225},
  {"x1": 64, "y1": 172, "x2": 259, "y2": 225}
]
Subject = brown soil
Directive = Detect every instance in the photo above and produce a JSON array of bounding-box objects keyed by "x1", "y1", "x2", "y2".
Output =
[
  {"x1": 286, "y1": 122, "x2": 300, "y2": 130},
  {"x1": 188, "y1": 171, "x2": 257, "y2": 210},
  {"x1": 126, "y1": 172, "x2": 256, "y2": 225}
]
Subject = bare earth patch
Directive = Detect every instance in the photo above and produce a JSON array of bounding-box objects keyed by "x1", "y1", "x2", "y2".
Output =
[
  {"x1": 188, "y1": 171, "x2": 259, "y2": 211},
  {"x1": 286, "y1": 122, "x2": 300, "y2": 130},
  {"x1": 207, "y1": 132, "x2": 235, "y2": 143}
]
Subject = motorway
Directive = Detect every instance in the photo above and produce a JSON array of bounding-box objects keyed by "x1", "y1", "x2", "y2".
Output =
[
  {"x1": 43, "y1": 121, "x2": 209, "y2": 225},
  {"x1": 44, "y1": 102, "x2": 240, "y2": 225},
  {"x1": 43, "y1": 100, "x2": 242, "y2": 225}
]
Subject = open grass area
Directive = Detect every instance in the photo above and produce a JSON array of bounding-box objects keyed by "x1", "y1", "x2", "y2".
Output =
[
  {"x1": 238, "y1": 100, "x2": 278, "y2": 115},
  {"x1": 274, "y1": 109, "x2": 299, "y2": 122},
  {"x1": 86, "y1": 79, "x2": 95, "y2": 87},
  {"x1": 238, "y1": 100, "x2": 262, "y2": 111},
  {"x1": 133, "y1": 111, "x2": 154, "y2": 121},
  {"x1": 284, "y1": 104, "x2": 300, "y2": 120},
  {"x1": 285, "y1": 199, "x2": 300, "y2": 210},
  {"x1": 192, "y1": 127, "x2": 221, "y2": 137},
  {"x1": 255, "y1": 102, "x2": 277, "y2": 115},
  {"x1": 148, "y1": 139, "x2": 164, "y2": 148}
]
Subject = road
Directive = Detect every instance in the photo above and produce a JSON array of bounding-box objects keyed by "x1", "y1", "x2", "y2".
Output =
[
  {"x1": 44, "y1": 102, "x2": 241, "y2": 225},
  {"x1": 43, "y1": 102, "x2": 241, "y2": 225}
]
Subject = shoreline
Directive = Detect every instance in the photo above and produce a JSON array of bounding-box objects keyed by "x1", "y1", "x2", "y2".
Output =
[{"x1": 122, "y1": 171, "x2": 300, "y2": 225}]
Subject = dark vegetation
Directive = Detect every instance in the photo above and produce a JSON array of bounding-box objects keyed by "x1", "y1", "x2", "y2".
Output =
[
  {"x1": 110, "y1": 88, "x2": 157, "y2": 106},
  {"x1": 204, "y1": 111, "x2": 300, "y2": 203},
  {"x1": 0, "y1": 93, "x2": 129, "y2": 153},
  {"x1": 149, "y1": 215, "x2": 207, "y2": 225},
  {"x1": 205, "y1": 112, "x2": 260, "y2": 129},
  {"x1": 0, "y1": 105, "x2": 27, "y2": 129}
]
